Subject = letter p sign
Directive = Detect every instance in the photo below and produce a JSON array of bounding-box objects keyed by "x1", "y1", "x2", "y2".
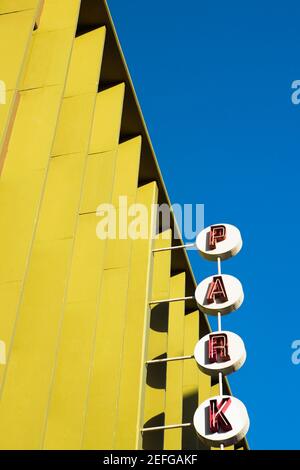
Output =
[{"x1": 208, "y1": 225, "x2": 226, "y2": 250}]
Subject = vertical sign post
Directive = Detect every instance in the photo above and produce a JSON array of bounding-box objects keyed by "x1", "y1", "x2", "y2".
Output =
[{"x1": 193, "y1": 224, "x2": 250, "y2": 448}]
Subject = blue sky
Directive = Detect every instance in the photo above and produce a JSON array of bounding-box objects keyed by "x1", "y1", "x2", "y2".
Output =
[{"x1": 107, "y1": 0, "x2": 300, "y2": 450}]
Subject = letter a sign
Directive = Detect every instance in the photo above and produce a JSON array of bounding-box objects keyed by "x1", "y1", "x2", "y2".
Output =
[
  {"x1": 206, "y1": 276, "x2": 228, "y2": 304},
  {"x1": 195, "y1": 273, "x2": 244, "y2": 315}
]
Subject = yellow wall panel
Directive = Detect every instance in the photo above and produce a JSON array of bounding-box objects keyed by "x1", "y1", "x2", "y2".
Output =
[
  {"x1": 164, "y1": 272, "x2": 186, "y2": 450},
  {"x1": 0, "y1": 0, "x2": 40, "y2": 14},
  {"x1": 0, "y1": 13, "x2": 105, "y2": 440},
  {"x1": 41, "y1": 71, "x2": 127, "y2": 449},
  {"x1": 66, "y1": 213, "x2": 107, "y2": 304},
  {"x1": 82, "y1": 267, "x2": 130, "y2": 449},
  {"x1": 0, "y1": 89, "x2": 14, "y2": 161},
  {"x1": 81, "y1": 136, "x2": 144, "y2": 444},
  {"x1": 20, "y1": 28, "x2": 75, "y2": 90},
  {"x1": 0, "y1": 7, "x2": 36, "y2": 160},
  {"x1": 198, "y1": 371, "x2": 211, "y2": 408},
  {"x1": 0, "y1": 280, "x2": 20, "y2": 342},
  {"x1": 36, "y1": 153, "x2": 85, "y2": 241},
  {"x1": 80, "y1": 150, "x2": 117, "y2": 214},
  {"x1": 0, "y1": 86, "x2": 63, "y2": 283},
  {"x1": 0, "y1": 168, "x2": 44, "y2": 283},
  {"x1": 114, "y1": 182, "x2": 158, "y2": 450},
  {"x1": 89, "y1": 84, "x2": 125, "y2": 154},
  {"x1": 112, "y1": 136, "x2": 141, "y2": 207},
  {"x1": 0, "y1": 280, "x2": 21, "y2": 383},
  {"x1": 143, "y1": 230, "x2": 172, "y2": 449},
  {"x1": 0, "y1": 0, "x2": 78, "y2": 162},
  {"x1": 43, "y1": 156, "x2": 115, "y2": 448},
  {"x1": 43, "y1": 299, "x2": 99, "y2": 449},
  {"x1": 102, "y1": 137, "x2": 142, "y2": 270},
  {"x1": 0, "y1": 2, "x2": 87, "y2": 448},
  {"x1": 182, "y1": 309, "x2": 201, "y2": 449},
  {"x1": 43, "y1": 153, "x2": 122, "y2": 447},
  {"x1": 38, "y1": 16, "x2": 107, "y2": 443},
  {"x1": 0, "y1": 10, "x2": 35, "y2": 90},
  {"x1": 0, "y1": 238, "x2": 72, "y2": 449},
  {"x1": 54, "y1": 134, "x2": 144, "y2": 447},
  {"x1": 38, "y1": 0, "x2": 80, "y2": 32},
  {"x1": 80, "y1": 138, "x2": 144, "y2": 445},
  {"x1": 65, "y1": 27, "x2": 106, "y2": 97},
  {"x1": 148, "y1": 231, "x2": 172, "y2": 307},
  {"x1": 80, "y1": 134, "x2": 141, "y2": 217},
  {"x1": 3, "y1": 86, "x2": 63, "y2": 177},
  {"x1": 102, "y1": 207, "x2": 131, "y2": 270},
  {"x1": 52, "y1": 93, "x2": 96, "y2": 157},
  {"x1": 81, "y1": 142, "x2": 143, "y2": 448},
  {"x1": 0, "y1": 90, "x2": 13, "y2": 129},
  {"x1": 0, "y1": 5, "x2": 80, "y2": 440}
]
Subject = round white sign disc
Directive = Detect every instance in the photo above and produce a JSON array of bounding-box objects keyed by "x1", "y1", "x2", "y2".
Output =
[
  {"x1": 196, "y1": 223, "x2": 242, "y2": 261},
  {"x1": 193, "y1": 395, "x2": 250, "y2": 447},
  {"x1": 195, "y1": 274, "x2": 244, "y2": 315},
  {"x1": 194, "y1": 330, "x2": 246, "y2": 376}
]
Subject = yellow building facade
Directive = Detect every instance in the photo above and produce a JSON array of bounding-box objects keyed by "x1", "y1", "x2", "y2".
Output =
[{"x1": 0, "y1": 0, "x2": 247, "y2": 450}]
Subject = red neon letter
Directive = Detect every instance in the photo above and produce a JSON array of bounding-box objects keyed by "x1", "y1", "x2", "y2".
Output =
[
  {"x1": 208, "y1": 333, "x2": 230, "y2": 363},
  {"x1": 206, "y1": 276, "x2": 228, "y2": 304},
  {"x1": 208, "y1": 225, "x2": 226, "y2": 250},
  {"x1": 209, "y1": 398, "x2": 232, "y2": 433}
]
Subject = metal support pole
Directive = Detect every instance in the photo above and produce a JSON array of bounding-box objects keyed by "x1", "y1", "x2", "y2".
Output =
[
  {"x1": 141, "y1": 423, "x2": 192, "y2": 433},
  {"x1": 149, "y1": 295, "x2": 194, "y2": 305},
  {"x1": 217, "y1": 256, "x2": 221, "y2": 275},
  {"x1": 219, "y1": 372, "x2": 224, "y2": 450},
  {"x1": 217, "y1": 256, "x2": 225, "y2": 450},
  {"x1": 146, "y1": 355, "x2": 194, "y2": 365},
  {"x1": 152, "y1": 243, "x2": 196, "y2": 253},
  {"x1": 217, "y1": 312, "x2": 222, "y2": 332},
  {"x1": 217, "y1": 256, "x2": 223, "y2": 395},
  {"x1": 218, "y1": 372, "x2": 223, "y2": 396}
]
